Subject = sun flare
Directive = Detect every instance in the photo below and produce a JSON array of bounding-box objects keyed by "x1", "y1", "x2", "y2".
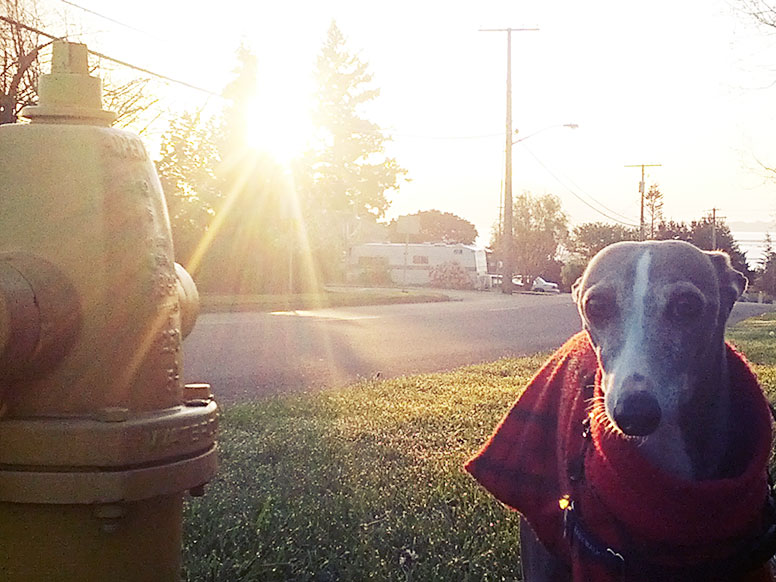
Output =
[{"x1": 245, "y1": 91, "x2": 314, "y2": 164}]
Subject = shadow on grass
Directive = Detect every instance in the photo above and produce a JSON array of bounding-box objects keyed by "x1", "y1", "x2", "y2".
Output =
[{"x1": 182, "y1": 357, "x2": 547, "y2": 581}]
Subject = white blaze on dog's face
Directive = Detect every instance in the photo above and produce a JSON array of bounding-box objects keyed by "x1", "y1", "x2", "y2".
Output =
[{"x1": 572, "y1": 241, "x2": 746, "y2": 475}]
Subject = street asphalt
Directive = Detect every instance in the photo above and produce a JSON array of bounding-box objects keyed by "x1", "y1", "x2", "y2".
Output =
[{"x1": 182, "y1": 290, "x2": 775, "y2": 404}]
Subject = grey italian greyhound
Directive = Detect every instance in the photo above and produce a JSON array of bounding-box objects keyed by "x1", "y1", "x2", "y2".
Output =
[{"x1": 520, "y1": 240, "x2": 756, "y2": 581}]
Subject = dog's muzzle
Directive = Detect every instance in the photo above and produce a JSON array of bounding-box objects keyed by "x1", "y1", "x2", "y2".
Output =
[{"x1": 611, "y1": 381, "x2": 662, "y2": 437}]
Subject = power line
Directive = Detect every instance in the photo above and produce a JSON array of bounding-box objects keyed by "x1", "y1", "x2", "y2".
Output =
[
  {"x1": 59, "y1": 0, "x2": 160, "y2": 39},
  {"x1": 519, "y1": 143, "x2": 637, "y2": 224},
  {"x1": 391, "y1": 131, "x2": 504, "y2": 140},
  {"x1": 0, "y1": 14, "x2": 221, "y2": 97},
  {"x1": 88, "y1": 47, "x2": 220, "y2": 97},
  {"x1": 522, "y1": 146, "x2": 639, "y2": 227}
]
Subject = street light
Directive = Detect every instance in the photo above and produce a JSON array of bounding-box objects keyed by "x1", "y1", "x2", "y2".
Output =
[{"x1": 501, "y1": 122, "x2": 578, "y2": 294}]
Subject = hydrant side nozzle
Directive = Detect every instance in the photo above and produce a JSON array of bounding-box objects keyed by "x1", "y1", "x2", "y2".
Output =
[
  {"x1": 0, "y1": 254, "x2": 81, "y2": 379},
  {"x1": 0, "y1": 261, "x2": 39, "y2": 375},
  {"x1": 175, "y1": 263, "x2": 199, "y2": 339}
]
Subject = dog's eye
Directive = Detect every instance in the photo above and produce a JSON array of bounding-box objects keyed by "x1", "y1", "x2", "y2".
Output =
[
  {"x1": 585, "y1": 295, "x2": 617, "y2": 324},
  {"x1": 668, "y1": 293, "x2": 703, "y2": 322}
]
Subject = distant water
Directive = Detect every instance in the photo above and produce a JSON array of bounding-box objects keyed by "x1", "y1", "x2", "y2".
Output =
[{"x1": 732, "y1": 231, "x2": 773, "y2": 267}]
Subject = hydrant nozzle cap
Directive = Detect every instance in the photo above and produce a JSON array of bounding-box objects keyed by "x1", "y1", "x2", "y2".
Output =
[{"x1": 20, "y1": 41, "x2": 116, "y2": 125}]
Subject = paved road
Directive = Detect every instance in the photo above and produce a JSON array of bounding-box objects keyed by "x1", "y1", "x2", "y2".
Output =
[{"x1": 182, "y1": 291, "x2": 774, "y2": 404}]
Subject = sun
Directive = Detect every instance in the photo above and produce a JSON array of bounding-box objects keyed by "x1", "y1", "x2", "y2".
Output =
[{"x1": 244, "y1": 90, "x2": 314, "y2": 164}]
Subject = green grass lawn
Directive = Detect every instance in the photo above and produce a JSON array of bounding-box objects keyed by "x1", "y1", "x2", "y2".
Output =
[
  {"x1": 726, "y1": 311, "x2": 776, "y2": 410},
  {"x1": 200, "y1": 288, "x2": 451, "y2": 313},
  {"x1": 182, "y1": 312, "x2": 776, "y2": 582}
]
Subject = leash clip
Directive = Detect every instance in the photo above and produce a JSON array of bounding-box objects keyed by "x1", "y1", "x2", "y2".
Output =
[
  {"x1": 560, "y1": 494, "x2": 627, "y2": 574},
  {"x1": 581, "y1": 415, "x2": 591, "y2": 440},
  {"x1": 560, "y1": 495, "x2": 574, "y2": 540}
]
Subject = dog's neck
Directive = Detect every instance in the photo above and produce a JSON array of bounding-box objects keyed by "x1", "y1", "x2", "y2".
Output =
[
  {"x1": 679, "y1": 342, "x2": 732, "y2": 480},
  {"x1": 637, "y1": 341, "x2": 731, "y2": 481}
]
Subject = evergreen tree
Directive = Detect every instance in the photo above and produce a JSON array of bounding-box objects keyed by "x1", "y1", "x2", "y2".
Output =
[
  {"x1": 293, "y1": 21, "x2": 407, "y2": 283},
  {"x1": 218, "y1": 45, "x2": 259, "y2": 162},
  {"x1": 654, "y1": 220, "x2": 691, "y2": 241},
  {"x1": 309, "y1": 21, "x2": 406, "y2": 220},
  {"x1": 761, "y1": 232, "x2": 774, "y2": 270},
  {"x1": 158, "y1": 47, "x2": 299, "y2": 294},
  {"x1": 757, "y1": 233, "x2": 776, "y2": 296},
  {"x1": 688, "y1": 216, "x2": 749, "y2": 277},
  {"x1": 156, "y1": 110, "x2": 221, "y2": 265},
  {"x1": 201, "y1": 47, "x2": 297, "y2": 293},
  {"x1": 158, "y1": 26, "x2": 410, "y2": 292},
  {"x1": 644, "y1": 184, "x2": 664, "y2": 239}
]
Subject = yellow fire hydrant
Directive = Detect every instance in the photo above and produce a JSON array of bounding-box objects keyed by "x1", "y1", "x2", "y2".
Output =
[{"x1": 0, "y1": 41, "x2": 217, "y2": 580}]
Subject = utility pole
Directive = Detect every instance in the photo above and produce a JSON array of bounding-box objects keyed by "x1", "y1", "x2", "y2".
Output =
[
  {"x1": 498, "y1": 180, "x2": 504, "y2": 238},
  {"x1": 707, "y1": 207, "x2": 725, "y2": 249},
  {"x1": 481, "y1": 27, "x2": 539, "y2": 293},
  {"x1": 625, "y1": 163, "x2": 661, "y2": 240}
]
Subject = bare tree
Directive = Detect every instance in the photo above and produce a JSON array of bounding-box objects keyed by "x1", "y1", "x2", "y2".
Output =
[
  {"x1": 739, "y1": 0, "x2": 776, "y2": 28},
  {"x1": 98, "y1": 69, "x2": 159, "y2": 131},
  {"x1": 0, "y1": 0, "x2": 51, "y2": 124},
  {"x1": 0, "y1": 0, "x2": 158, "y2": 130},
  {"x1": 735, "y1": 2, "x2": 776, "y2": 182}
]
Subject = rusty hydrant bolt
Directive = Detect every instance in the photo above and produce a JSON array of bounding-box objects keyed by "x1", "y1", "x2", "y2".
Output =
[
  {"x1": 94, "y1": 504, "x2": 126, "y2": 534},
  {"x1": 184, "y1": 383, "x2": 212, "y2": 408},
  {"x1": 96, "y1": 407, "x2": 130, "y2": 422}
]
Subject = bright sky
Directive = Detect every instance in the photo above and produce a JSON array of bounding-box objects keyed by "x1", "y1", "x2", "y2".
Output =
[{"x1": 46, "y1": 0, "x2": 776, "y2": 247}]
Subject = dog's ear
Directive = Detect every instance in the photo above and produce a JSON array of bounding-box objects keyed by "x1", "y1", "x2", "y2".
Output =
[
  {"x1": 571, "y1": 277, "x2": 583, "y2": 303},
  {"x1": 705, "y1": 251, "x2": 747, "y2": 315}
]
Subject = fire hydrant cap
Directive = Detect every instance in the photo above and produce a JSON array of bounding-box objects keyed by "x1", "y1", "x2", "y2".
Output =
[{"x1": 21, "y1": 41, "x2": 116, "y2": 125}]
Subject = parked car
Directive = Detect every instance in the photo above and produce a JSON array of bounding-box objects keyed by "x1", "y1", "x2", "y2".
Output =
[
  {"x1": 489, "y1": 274, "x2": 525, "y2": 290},
  {"x1": 531, "y1": 276, "x2": 560, "y2": 293}
]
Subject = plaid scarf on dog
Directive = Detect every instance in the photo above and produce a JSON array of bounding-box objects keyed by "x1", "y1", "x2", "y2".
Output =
[{"x1": 465, "y1": 331, "x2": 774, "y2": 581}]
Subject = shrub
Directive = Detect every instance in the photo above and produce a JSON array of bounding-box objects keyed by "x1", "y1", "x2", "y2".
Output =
[
  {"x1": 429, "y1": 261, "x2": 474, "y2": 289},
  {"x1": 358, "y1": 264, "x2": 393, "y2": 287},
  {"x1": 561, "y1": 257, "x2": 587, "y2": 292}
]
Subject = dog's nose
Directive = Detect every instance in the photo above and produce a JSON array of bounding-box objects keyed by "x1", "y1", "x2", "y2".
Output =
[{"x1": 612, "y1": 390, "x2": 662, "y2": 437}]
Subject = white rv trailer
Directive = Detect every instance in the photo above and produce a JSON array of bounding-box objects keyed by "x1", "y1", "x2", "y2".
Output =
[{"x1": 347, "y1": 242, "x2": 490, "y2": 289}]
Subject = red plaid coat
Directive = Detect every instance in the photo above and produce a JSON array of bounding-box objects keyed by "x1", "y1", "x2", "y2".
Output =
[{"x1": 465, "y1": 331, "x2": 774, "y2": 581}]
